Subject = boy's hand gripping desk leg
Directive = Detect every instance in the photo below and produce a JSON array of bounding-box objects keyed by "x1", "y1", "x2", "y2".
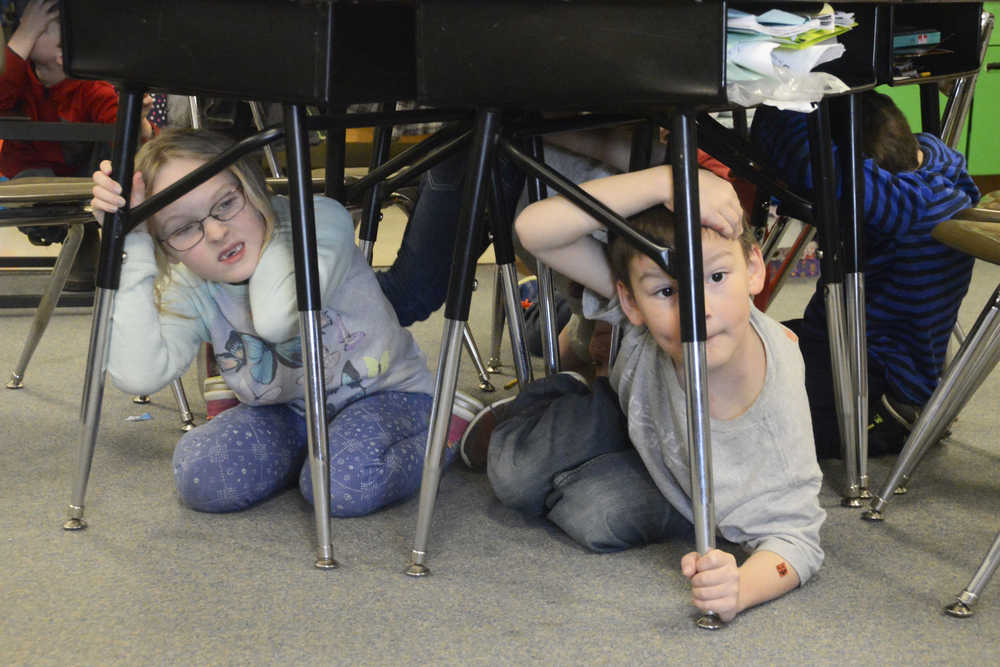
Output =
[{"x1": 672, "y1": 111, "x2": 722, "y2": 630}]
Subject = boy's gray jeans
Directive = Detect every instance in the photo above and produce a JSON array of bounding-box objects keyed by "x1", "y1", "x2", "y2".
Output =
[{"x1": 487, "y1": 374, "x2": 691, "y2": 553}]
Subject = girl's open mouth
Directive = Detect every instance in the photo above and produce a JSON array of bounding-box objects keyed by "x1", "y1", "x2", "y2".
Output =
[{"x1": 218, "y1": 242, "x2": 244, "y2": 263}]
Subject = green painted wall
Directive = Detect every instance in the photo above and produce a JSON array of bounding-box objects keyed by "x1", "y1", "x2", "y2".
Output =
[{"x1": 879, "y1": 3, "x2": 1000, "y2": 175}]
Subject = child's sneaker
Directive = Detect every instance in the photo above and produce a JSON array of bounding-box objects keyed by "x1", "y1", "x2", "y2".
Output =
[
  {"x1": 459, "y1": 395, "x2": 518, "y2": 471},
  {"x1": 880, "y1": 393, "x2": 920, "y2": 431},
  {"x1": 203, "y1": 375, "x2": 228, "y2": 395},
  {"x1": 881, "y1": 392, "x2": 953, "y2": 440},
  {"x1": 203, "y1": 375, "x2": 239, "y2": 419},
  {"x1": 448, "y1": 391, "x2": 485, "y2": 452}
]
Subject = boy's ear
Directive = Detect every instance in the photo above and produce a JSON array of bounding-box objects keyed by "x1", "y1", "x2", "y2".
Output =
[
  {"x1": 616, "y1": 280, "x2": 646, "y2": 327},
  {"x1": 746, "y1": 245, "x2": 766, "y2": 296}
]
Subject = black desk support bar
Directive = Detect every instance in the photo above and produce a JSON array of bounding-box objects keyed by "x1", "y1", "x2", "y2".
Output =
[
  {"x1": 344, "y1": 121, "x2": 472, "y2": 201},
  {"x1": 693, "y1": 112, "x2": 815, "y2": 224},
  {"x1": 499, "y1": 140, "x2": 676, "y2": 279},
  {"x1": 375, "y1": 131, "x2": 471, "y2": 196},
  {"x1": 304, "y1": 108, "x2": 470, "y2": 132},
  {"x1": 128, "y1": 128, "x2": 285, "y2": 234}
]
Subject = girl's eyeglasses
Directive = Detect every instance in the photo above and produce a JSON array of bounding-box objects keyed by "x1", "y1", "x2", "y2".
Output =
[{"x1": 159, "y1": 185, "x2": 247, "y2": 252}]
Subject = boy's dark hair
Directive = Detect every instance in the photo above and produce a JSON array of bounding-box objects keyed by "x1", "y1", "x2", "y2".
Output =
[
  {"x1": 606, "y1": 205, "x2": 756, "y2": 292},
  {"x1": 861, "y1": 91, "x2": 920, "y2": 173}
]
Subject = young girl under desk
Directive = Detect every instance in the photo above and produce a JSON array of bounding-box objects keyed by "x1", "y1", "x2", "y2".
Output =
[{"x1": 90, "y1": 128, "x2": 449, "y2": 517}]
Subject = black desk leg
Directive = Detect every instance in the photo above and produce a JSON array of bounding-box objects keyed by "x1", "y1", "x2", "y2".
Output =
[
  {"x1": 526, "y1": 136, "x2": 561, "y2": 376},
  {"x1": 283, "y1": 103, "x2": 338, "y2": 570},
  {"x1": 408, "y1": 109, "x2": 499, "y2": 577},
  {"x1": 64, "y1": 88, "x2": 146, "y2": 531},
  {"x1": 919, "y1": 82, "x2": 942, "y2": 137},
  {"x1": 808, "y1": 100, "x2": 861, "y2": 506},
  {"x1": 358, "y1": 101, "x2": 395, "y2": 264},
  {"x1": 670, "y1": 110, "x2": 721, "y2": 631},
  {"x1": 324, "y1": 105, "x2": 347, "y2": 203},
  {"x1": 835, "y1": 94, "x2": 870, "y2": 499},
  {"x1": 490, "y1": 146, "x2": 534, "y2": 387}
]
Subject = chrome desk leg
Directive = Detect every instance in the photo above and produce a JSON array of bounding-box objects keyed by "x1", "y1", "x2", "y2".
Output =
[
  {"x1": 407, "y1": 320, "x2": 464, "y2": 577},
  {"x1": 498, "y1": 262, "x2": 533, "y2": 388},
  {"x1": 526, "y1": 137, "x2": 559, "y2": 377},
  {"x1": 944, "y1": 530, "x2": 1000, "y2": 618},
  {"x1": 409, "y1": 109, "x2": 498, "y2": 576},
  {"x1": 65, "y1": 86, "x2": 144, "y2": 531},
  {"x1": 284, "y1": 102, "x2": 336, "y2": 569},
  {"x1": 462, "y1": 323, "x2": 495, "y2": 392},
  {"x1": 864, "y1": 286, "x2": 1000, "y2": 521},
  {"x1": 7, "y1": 222, "x2": 84, "y2": 389},
  {"x1": 809, "y1": 101, "x2": 861, "y2": 506},
  {"x1": 673, "y1": 110, "x2": 721, "y2": 630},
  {"x1": 838, "y1": 93, "x2": 869, "y2": 499},
  {"x1": 826, "y1": 284, "x2": 861, "y2": 505},
  {"x1": 300, "y1": 310, "x2": 336, "y2": 569},
  {"x1": 535, "y1": 261, "x2": 560, "y2": 376},
  {"x1": 64, "y1": 287, "x2": 115, "y2": 531},
  {"x1": 845, "y1": 273, "x2": 869, "y2": 497},
  {"x1": 169, "y1": 378, "x2": 196, "y2": 431},
  {"x1": 487, "y1": 268, "x2": 505, "y2": 373}
]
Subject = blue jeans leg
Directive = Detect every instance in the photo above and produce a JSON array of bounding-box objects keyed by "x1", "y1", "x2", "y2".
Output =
[
  {"x1": 298, "y1": 391, "x2": 438, "y2": 517},
  {"x1": 487, "y1": 374, "x2": 688, "y2": 552},
  {"x1": 376, "y1": 153, "x2": 465, "y2": 326},
  {"x1": 172, "y1": 403, "x2": 307, "y2": 513},
  {"x1": 546, "y1": 449, "x2": 690, "y2": 553},
  {"x1": 376, "y1": 150, "x2": 525, "y2": 326}
]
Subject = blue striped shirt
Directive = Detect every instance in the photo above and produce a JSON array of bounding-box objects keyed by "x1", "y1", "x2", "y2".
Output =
[{"x1": 751, "y1": 106, "x2": 980, "y2": 404}]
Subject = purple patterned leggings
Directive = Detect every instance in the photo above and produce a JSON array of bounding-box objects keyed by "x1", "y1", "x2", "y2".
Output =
[{"x1": 172, "y1": 391, "x2": 446, "y2": 517}]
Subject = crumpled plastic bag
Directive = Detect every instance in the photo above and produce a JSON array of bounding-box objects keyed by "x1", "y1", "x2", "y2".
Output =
[{"x1": 726, "y1": 65, "x2": 850, "y2": 112}]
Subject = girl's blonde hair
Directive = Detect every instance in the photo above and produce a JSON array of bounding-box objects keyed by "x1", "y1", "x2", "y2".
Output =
[{"x1": 134, "y1": 128, "x2": 276, "y2": 308}]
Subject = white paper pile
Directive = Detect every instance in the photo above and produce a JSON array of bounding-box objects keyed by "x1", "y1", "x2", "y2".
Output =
[{"x1": 726, "y1": 5, "x2": 856, "y2": 111}]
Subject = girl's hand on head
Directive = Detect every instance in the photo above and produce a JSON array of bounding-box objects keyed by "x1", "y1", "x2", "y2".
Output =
[
  {"x1": 696, "y1": 169, "x2": 743, "y2": 240},
  {"x1": 681, "y1": 548, "x2": 742, "y2": 622},
  {"x1": 90, "y1": 160, "x2": 148, "y2": 229}
]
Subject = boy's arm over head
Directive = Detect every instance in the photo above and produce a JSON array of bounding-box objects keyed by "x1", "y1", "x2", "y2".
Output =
[
  {"x1": 514, "y1": 165, "x2": 742, "y2": 299},
  {"x1": 7, "y1": 0, "x2": 58, "y2": 61}
]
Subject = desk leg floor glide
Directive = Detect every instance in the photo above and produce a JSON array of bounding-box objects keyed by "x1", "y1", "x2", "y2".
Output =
[
  {"x1": 944, "y1": 530, "x2": 1000, "y2": 618},
  {"x1": 64, "y1": 286, "x2": 116, "y2": 531},
  {"x1": 407, "y1": 319, "x2": 465, "y2": 577}
]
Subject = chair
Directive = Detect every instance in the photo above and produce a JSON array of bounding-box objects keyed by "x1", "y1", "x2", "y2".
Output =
[
  {"x1": 861, "y1": 207, "x2": 1000, "y2": 617},
  {"x1": 0, "y1": 177, "x2": 198, "y2": 429}
]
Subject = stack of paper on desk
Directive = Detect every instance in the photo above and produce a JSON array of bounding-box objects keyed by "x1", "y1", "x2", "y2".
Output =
[
  {"x1": 726, "y1": 5, "x2": 855, "y2": 110},
  {"x1": 727, "y1": 6, "x2": 854, "y2": 80}
]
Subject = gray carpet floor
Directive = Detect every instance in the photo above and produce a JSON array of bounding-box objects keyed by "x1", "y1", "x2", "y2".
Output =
[{"x1": 1, "y1": 262, "x2": 998, "y2": 665}]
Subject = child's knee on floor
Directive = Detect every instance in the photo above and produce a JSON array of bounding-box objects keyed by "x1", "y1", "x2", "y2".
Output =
[
  {"x1": 297, "y1": 391, "x2": 435, "y2": 517},
  {"x1": 545, "y1": 449, "x2": 677, "y2": 553}
]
